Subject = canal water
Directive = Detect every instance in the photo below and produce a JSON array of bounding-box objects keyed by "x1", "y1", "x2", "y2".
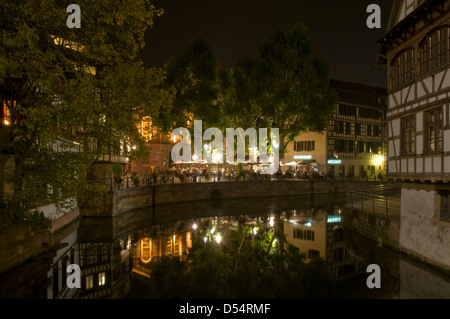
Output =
[{"x1": 1, "y1": 194, "x2": 450, "y2": 299}]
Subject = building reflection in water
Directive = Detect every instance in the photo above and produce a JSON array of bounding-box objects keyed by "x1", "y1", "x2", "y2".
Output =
[
  {"x1": 133, "y1": 221, "x2": 194, "y2": 278},
  {"x1": 283, "y1": 208, "x2": 367, "y2": 281},
  {"x1": 131, "y1": 208, "x2": 366, "y2": 283},
  {"x1": 2, "y1": 195, "x2": 450, "y2": 299}
]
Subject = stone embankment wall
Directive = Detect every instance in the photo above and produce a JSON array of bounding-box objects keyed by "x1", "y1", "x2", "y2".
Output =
[{"x1": 107, "y1": 180, "x2": 386, "y2": 216}]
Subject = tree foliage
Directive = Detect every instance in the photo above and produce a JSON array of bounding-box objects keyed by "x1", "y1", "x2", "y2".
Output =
[
  {"x1": 220, "y1": 23, "x2": 336, "y2": 156},
  {"x1": 141, "y1": 225, "x2": 336, "y2": 299},
  {"x1": 162, "y1": 36, "x2": 221, "y2": 130},
  {"x1": 0, "y1": 1, "x2": 173, "y2": 223}
]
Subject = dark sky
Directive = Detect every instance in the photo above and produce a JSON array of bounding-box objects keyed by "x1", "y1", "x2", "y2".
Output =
[{"x1": 141, "y1": 0, "x2": 393, "y2": 88}]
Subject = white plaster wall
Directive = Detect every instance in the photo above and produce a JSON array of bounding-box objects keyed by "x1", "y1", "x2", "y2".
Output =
[
  {"x1": 401, "y1": 159, "x2": 407, "y2": 173},
  {"x1": 416, "y1": 157, "x2": 423, "y2": 173},
  {"x1": 391, "y1": 118, "x2": 400, "y2": 137},
  {"x1": 434, "y1": 157, "x2": 442, "y2": 174},
  {"x1": 444, "y1": 130, "x2": 450, "y2": 152},
  {"x1": 400, "y1": 188, "x2": 450, "y2": 269},
  {"x1": 408, "y1": 158, "x2": 415, "y2": 173},
  {"x1": 445, "y1": 156, "x2": 450, "y2": 173},
  {"x1": 424, "y1": 158, "x2": 432, "y2": 173}
]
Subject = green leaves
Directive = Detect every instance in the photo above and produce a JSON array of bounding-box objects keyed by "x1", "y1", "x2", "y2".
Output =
[
  {"x1": 221, "y1": 23, "x2": 336, "y2": 156},
  {"x1": 164, "y1": 36, "x2": 221, "y2": 129},
  {"x1": 142, "y1": 224, "x2": 336, "y2": 299},
  {"x1": 0, "y1": 1, "x2": 172, "y2": 221}
]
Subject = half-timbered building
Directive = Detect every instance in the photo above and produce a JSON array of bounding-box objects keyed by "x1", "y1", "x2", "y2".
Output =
[
  {"x1": 284, "y1": 79, "x2": 387, "y2": 180},
  {"x1": 378, "y1": 0, "x2": 450, "y2": 271}
]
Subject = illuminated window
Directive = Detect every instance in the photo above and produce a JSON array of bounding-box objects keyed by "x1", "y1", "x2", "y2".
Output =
[
  {"x1": 2, "y1": 100, "x2": 15, "y2": 126},
  {"x1": 186, "y1": 232, "x2": 193, "y2": 250},
  {"x1": 173, "y1": 235, "x2": 180, "y2": 256},
  {"x1": 140, "y1": 238, "x2": 152, "y2": 263},
  {"x1": 140, "y1": 117, "x2": 154, "y2": 142},
  {"x1": 86, "y1": 275, "x2": 93, "y2": 290},
  {"x1": 98, "y1": 272, "x2": 106, "y2": 286},
  {"x1": 165, "y1": 237, "x2": 173, "y2": 256}
]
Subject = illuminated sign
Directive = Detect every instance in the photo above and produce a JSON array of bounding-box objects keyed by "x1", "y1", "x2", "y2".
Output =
[
  {"x1": 327, "y1": 159, "x2": 342, "y2": 164},
  {"x1": 294, "y1": 155, "x2": 312, "y2": 160},
  {"x1": 327, "y1": 216, "x2": 341, "y2": 223}
]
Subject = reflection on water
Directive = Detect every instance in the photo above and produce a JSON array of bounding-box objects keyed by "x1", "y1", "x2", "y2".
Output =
[{"x1": 1, "y1": 194, "x2": 450, "y2": 299}]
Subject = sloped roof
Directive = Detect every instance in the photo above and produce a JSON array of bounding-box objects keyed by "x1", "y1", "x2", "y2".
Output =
[
  {"x1": 330, "y1": 79, "x2": 386, "y2": 97},
  {"x1": 385, "y1": 0, "x2": 404, "y2": 33}
]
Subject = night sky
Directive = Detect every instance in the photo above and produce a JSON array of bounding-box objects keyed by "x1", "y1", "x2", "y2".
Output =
[{"x1": 141, "y1": 0, "x2": 393, "y2": 89}]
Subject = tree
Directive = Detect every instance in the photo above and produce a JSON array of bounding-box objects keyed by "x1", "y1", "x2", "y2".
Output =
[
  {"x1": 163, "y1": 36, "x2": 221, "y2": 131},
  {"x1": 221, "y1": 23, "x2": 336, "y2": 158},
  {"x1": 0, "y1": 1, "x2": 172, "y2": 224},
  {"x1": 142, "y1": 224, "x2": 336, "y2": 298}
]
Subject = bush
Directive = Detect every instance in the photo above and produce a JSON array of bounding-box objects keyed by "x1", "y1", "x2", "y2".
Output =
[
  {"x1": 142, "y1": 228, "x2": 336, "y2": 299},
  {"x1": 131, "y1": 172, "x2": 139, "y2": 186}
]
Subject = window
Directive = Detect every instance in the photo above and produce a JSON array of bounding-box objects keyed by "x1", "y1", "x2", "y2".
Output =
[
  {"x1": 401, "y1": 115, "x2": 416, "y2": 155},
  {"x1": 294, "y1": 141, "x2": 315, "y2": 152},
  {"x1": 421, "y1": 26, "x2": 450, "y2": 74},
  {"x1": 359, "y1": 107, "x2": 382, "y2": 119},
  {"x1": 367, "y1": 125, "x2": 372, "y2": 137},
  {"x1": 391, "y1": 49, "x2": 415, "y2": 89},
  {"x1": 424, "y1": 107, "x2": 443, "y2": 152},
  {"x1": 334, "y1": 139, "x2": 345, "y2": 152},
  {"x1": 446, "y1": 104, "x2": 450, "y2": 127},
  {"x1": 374, "y1": 126, "x2": 381, "y2": 137},
  {"x1": 334, "y1": 121, "x2": 344, "y2": 133},
  {"x1": 355, "y1": 123, "x2": 361, "y2": 135},
  {"x1": 140, "y1": 116, "x2": 154, "y2": 142},
  {"x1": 98, "y1": 272, "x2": 106, "y2": 286},
  {"x1": 334, "y1": 248, "x2": 344, "y2": 260},
  {"x1": 339, "y1": 104, "x2": 356, "y2": 116},
  {"x1": 141, "y1": 238, "x2": 152, "y2": 263},
  {"x1": 86, "y1": 137, "x2": 97, "y2": 153},
  {"x1": 101, "y1": 244, "x2": 109, "y2": 261},
  {"x1": 345, "y1": 140, "x2": 354, "y2": 153},
  {"x1": 86, "y1": 245, "x2": 97, "y2": 264},
  {"x1": 86, "y1": 275, "x2": 94, "y2": 290},
  {"x1": 2, "y1": 100, "x2": 15, "y2": 126},
  {"x1": 345, "y1": 122, "x2": 351, "y2": 134},
  {"x1": 357, "y1": 141, "x2": 365, "y2": 153},
  {"x1": 293, "y1": 229, "x2": 315, "y2": 241},
  {"x1": 441, "y1": 190, "x2": 450, "y2": 222}
]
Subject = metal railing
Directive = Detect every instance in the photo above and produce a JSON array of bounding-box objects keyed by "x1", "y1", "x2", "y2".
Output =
[
  {"x1": 345, "y1": 183, "x2": 401, "y2": 218},
  {"x1": 90, "y1": 172, "x2": 394, "y2": 192}
]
